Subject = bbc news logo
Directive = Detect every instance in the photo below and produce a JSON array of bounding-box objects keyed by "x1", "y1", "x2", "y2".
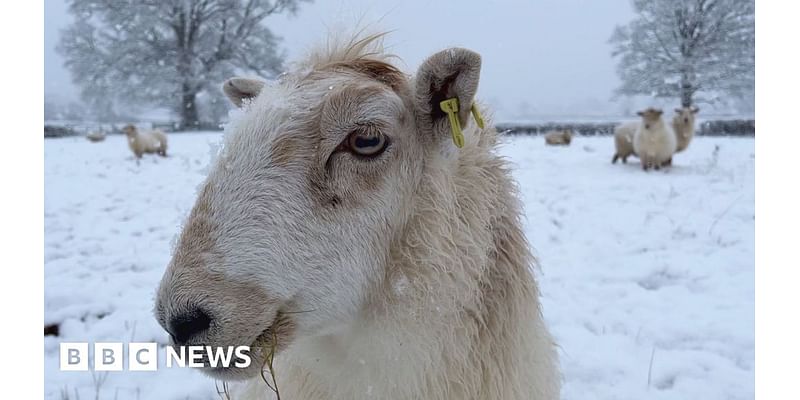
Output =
[{"x1": 60, "y1": 343, "x2": 252, "y2": 371}]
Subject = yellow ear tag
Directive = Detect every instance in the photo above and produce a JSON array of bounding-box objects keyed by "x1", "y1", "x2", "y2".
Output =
[
  {"x1": 471, "y1": 103, "x2": 485, "y2": 129},
  {"x1": 440, "y1": 98, "x2": 464, "y2": 148}
]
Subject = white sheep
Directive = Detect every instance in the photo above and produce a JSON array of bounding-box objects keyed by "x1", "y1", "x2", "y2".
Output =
[
  {"x1": 85, "y1": 131, "x2": 106, "y2": 142},
  {"x1": 612, "y1": 121, "x2": 638, "y2": 164},
  {"x1": 544, "y1": 129, "x2": 573, "y2": 146},
  {"x1": 633, "y1": 108, "x2": 676, "y2": 170},
  {"x1": 672, "y1": 106, "x2": 699, "y2": 153},
  {"x1": 155, "y1": 33, "x2": 559, "y2": 400},
  {"x1": 122, "y1": 125, "x2": 168, "y2": 159}
]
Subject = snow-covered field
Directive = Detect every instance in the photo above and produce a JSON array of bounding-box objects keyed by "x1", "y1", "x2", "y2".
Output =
[{"x1": 44, "y1": 132, "x2": 754, "y2": 399}]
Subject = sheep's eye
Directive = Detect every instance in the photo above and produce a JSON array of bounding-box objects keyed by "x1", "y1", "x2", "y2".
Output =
[
  {"x1": 645, "y1": 124, "x2": 651, "y2": 129},
  {"x1": 347, "y1": 131, "x2": 388, "y2": 157}
]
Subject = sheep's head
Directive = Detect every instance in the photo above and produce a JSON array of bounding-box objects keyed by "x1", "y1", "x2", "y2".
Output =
[
  {"x1": 674, "y1": 106, "x2": 699, "y2": 127},
  {"x1": 154, "y1": 41, "x2": 483, "y2": 381},
  {"x1": 637, "y1": 108, "x2": 664, "y2": 130},
  {"x1": 122, "y1": 125, "x2": 137, "y2": 137}
]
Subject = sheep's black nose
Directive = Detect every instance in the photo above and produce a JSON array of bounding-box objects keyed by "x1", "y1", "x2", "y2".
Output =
[{"x1": 167, "y1": 308, "x2": 212, "y2": 344}]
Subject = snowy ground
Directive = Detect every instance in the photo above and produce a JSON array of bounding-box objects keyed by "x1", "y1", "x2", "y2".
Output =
[{"x1": 44, "y1": 132, "x2": 754, "y2": 399}]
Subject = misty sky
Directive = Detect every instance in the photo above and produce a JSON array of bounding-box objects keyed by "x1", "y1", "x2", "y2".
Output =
[{"x1": 44, "y1": 0, "x2": 638, "y2": 120}]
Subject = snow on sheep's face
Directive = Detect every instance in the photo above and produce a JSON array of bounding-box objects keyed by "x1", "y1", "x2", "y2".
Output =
[{"x1": 155, "y1": 46, "x2": 483, "y2": 381}]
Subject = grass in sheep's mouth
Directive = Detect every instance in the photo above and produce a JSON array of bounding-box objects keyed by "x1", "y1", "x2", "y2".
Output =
[
  {"x1": 260, "y1": 328, "x2": 281, "y2": 400},
  {"x1": 217, "y1": 309, "x2": 310, "y2": 399},
  {"x1": 216, "y1": 380, "x2": 232, "y2": 400},
  {"x1": 214, "y1": 315, "x2": 283, "y2": 400},
  {"x1": 254, "y1": 308, "x2": 312, "y2": 399}
]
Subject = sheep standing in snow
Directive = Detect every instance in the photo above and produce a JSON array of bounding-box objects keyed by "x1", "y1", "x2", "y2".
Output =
[
  {"x1": 122, "y1": 125, "x2": 168, "y2": 159},
  {"x1": 545, "y1": 129, "x2": 573, "y2": 146},
  {"x1": 672, "y1": 106, "x2": 699, "y2": 153},
  {"x1": 633, "y1": 108, "x2": 676, "y2": 171},
  {"x1": 612, "y1": 121, "x2": 638, "y2": 163}
]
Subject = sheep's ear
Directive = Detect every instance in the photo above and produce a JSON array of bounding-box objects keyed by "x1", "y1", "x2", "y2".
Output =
[
  {"x1": 636, "y1": 110, "x2": 645, "y2": 117},
  {"x1": 223, "y1": 77, "x2": 265, "y2": 107},
  {"x1": 675, "y1": 108, "x2": 683, "y2": 114},
  {"x1": 691, "y1": 106, "x2": 700, "y2": 114},
  {"x1": 654, "y1": 109, "x2": 663, "y2": 116},
  {"x1": 413, "y1": 48, "x2": 482, "y2": 144}
]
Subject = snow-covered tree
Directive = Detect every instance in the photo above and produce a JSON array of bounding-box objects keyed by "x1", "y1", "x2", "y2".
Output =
[
  {"x1": 58, "y1": 0, "x2": 309, "y2": 129},
  {"x1": 610, "y1": 0, "x2": 754, "y2": 108}
]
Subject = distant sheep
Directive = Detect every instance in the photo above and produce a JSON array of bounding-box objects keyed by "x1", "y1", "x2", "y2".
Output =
[
  {"x1": 633, "y1": 108, "x2": 676, "y2": 171},
  {"x1": 545, "y1": 129, "x2": 573, "y2": 146},
  {"x1": 85, "y1": 131, "x2": 106, "y2": 143},
  {"x1": 123, "y1": 125, "x2": 168, "y2": 159},
  {"x1": 672, "y1": 106, "x2": 699, "y2": 153},
  {"x1": 612, "y1": 121, "x2": 638, "y2": 164}
]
